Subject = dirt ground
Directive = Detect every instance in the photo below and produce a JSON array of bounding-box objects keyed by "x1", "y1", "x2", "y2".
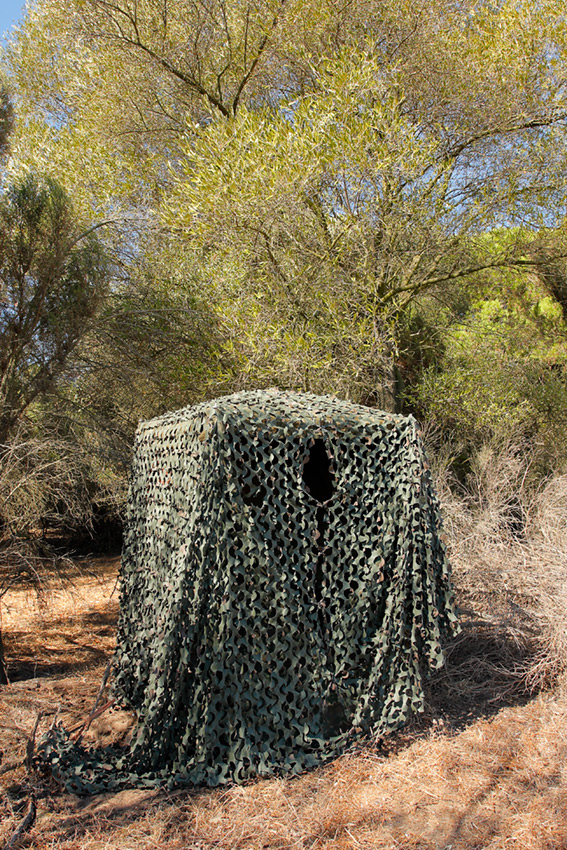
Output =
[{"x1": 1, "y1": 558, "x2": 567, "y2": 850}]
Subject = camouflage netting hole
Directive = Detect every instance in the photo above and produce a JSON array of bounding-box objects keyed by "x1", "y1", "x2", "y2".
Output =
[{"x1": 36, "y1": 389, "x2": 460, "y2": 794}]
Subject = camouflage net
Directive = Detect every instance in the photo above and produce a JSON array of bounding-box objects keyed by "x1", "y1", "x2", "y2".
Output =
[{"x1": 38, "y1": 389, "x2": 459, "y2": 793}]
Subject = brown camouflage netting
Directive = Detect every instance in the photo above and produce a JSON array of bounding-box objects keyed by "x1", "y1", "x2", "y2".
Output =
[{"x1": 38, "y1": 389, "x2": 459, "y2": 793}]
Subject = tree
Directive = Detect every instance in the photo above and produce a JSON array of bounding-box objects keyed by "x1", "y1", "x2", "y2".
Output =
[
  {"x1": 163, "y1": 24, "x2": 567, "y2": 403},
  {"x1": 0, "y1": 173, "x2": 109, "y2": 443},
  {"x1": 3, "y1": 0, "x2": 351, "y2": 214},
  {"x1": 2, "y1": 0, "x2": 244, "y2": 413},
  {"x1": 5, "y1": 0, "x2": 391, "y2": 144},
  {"x1": 0, "y1": 172, "x2": 110, "y2": 683},
  {"x1": 5, "y1": 0, "x2": 528, "y2": 209}
]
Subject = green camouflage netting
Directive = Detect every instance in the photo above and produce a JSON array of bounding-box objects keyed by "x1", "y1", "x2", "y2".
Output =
[{"x1": 38, "y1": 389, "x2": 460, "y2": 793}]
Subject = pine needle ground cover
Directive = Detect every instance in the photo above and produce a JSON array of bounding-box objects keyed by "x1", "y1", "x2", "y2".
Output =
[
  {"x1": 38, "y1": 390, "x2": 459, "y2": 792},
  {"x1": 2, "y1": 560, "x2": 567, "y2": 850}
]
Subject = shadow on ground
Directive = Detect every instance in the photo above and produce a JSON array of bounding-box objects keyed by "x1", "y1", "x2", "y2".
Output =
[
  {"x1": 4, "y1": 607, "x2": 118, "y2": 682},
  {"x1": 424, "y1": 614, "x2": 538, "y2": 727}
]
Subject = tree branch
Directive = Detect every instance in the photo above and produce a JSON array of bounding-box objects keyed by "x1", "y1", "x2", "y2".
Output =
[{"x1": 232, "y1": 0, "x2": 288, "y2": 115}]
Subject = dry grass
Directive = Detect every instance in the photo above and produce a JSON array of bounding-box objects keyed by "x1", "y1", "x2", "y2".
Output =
[
  {"x1": 3, "y1": 689, "x2": 566, "y2": 850},
  {"x1": 1, "y1": 556, "x2": 119, "y2": 681},
  {"x1": 435, "y1": 445, "x2": 567, "y2": 694},
  {"x1": 1, "y1": 461, "x2": 567, "y2": 850}
]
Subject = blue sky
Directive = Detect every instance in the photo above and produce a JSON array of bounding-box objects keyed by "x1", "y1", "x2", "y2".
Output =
[{"x1": 0, "y1": 0, "x2": 26, "y2": 42}]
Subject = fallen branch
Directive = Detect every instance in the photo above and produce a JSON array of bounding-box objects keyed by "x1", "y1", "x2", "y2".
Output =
[
  {"x1": 0, "y1": 760, "x2": 22, "y2": 776},
  {"x1": 24, "y1": 713, "x2": 44, "y2": 773},
  {"x1": 2, "y1": 793, "x2": 36, "y2": 850},
  {"x1": 91, "y1": 659, "x2": 112, "y2": 718},
  {"x1": 70, "y1": 659, "x2": 114, "y2": 744},
  {"x1": 70, "y1": 698, "x2": 116, "y2": 743}
]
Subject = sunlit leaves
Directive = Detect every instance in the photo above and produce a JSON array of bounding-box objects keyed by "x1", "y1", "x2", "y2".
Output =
[{"x1": 4, "y1": 0, "x2": 567, "y2": 405}]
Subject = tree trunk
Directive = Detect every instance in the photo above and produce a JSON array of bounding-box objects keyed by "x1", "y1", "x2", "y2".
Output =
[{"x1": 364, "y1": 354, "x2": 402, "y2": 413}]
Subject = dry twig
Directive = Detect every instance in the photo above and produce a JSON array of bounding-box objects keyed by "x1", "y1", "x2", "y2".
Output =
[
  {"x1": 24, "y1": 713, "x2": 43, "y2": 773},
  {"x1": 1, "y1": 792, "x2": 36, "y2": 850},
  {"x1": 70, "y1": 659, "x2": 114, "y2": 743}
]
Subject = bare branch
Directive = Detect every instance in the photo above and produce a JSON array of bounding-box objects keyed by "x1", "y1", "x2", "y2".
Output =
[
  {"x1": 2, "y1": 793, "x2": 36, "y2": 850},
  {"x1": 232, "y1": 0, "x2": 288, "y2": 115}
]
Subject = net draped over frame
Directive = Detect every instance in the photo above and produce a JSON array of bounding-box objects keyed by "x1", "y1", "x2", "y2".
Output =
[{"x1": 38, "y1": 389, "x2": 460, "y2": 794}]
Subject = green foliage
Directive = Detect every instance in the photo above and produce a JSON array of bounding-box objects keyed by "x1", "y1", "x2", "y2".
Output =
[
  {"x1": 0, "y1": 172, "x2": 109, "y2": 443},
  {"x1": 161, "y1": 9, "x2": 567, "y2": 402},
  {"x1": 411, "y1": 259, "x2": 567, "y2": 461}
]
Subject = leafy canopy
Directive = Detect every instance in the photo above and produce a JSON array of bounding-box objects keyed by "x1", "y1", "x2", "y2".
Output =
[{"x1": 4, "y1": 0, "x2": 567, "y2": 406}]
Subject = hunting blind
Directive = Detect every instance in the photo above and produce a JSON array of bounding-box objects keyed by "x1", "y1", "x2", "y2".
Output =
[{"x1": 40, "y1": 389, "x2": 459, "y2": 793}]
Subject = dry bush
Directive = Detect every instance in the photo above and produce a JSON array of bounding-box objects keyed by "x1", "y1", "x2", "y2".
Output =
[
  {"x1": 522, "y1": 475, "x2": 567, "y2": 690},
  {"x1": 0, "y1": 430, "x2": 94, "y2": 540},
  {"x1": 0, "y1": 430, "x2": 98, "y2": 630},
  {"x1": 428, "y1": 434, "x2": 567, "y2": 703},
  {"x1": 0, "y1": 426, "x2": 124, "y2": 681}
]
